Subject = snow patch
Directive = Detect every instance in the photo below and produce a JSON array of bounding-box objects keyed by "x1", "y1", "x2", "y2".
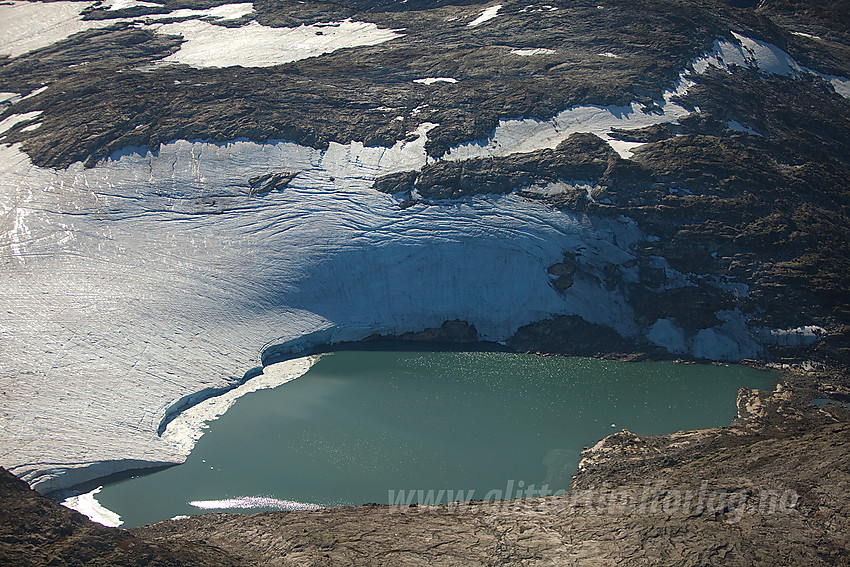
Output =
[
  {"x1": 468, "y1": 4, "x2": 501, "y2": 26},
  {"x1": 818, "y1": 74, "x2": 850, "y2": 99},
  {"x1": 413, "y1": 77, "x2": 458, "y2": 85},
  {"x1": 598, "y1": 52, "x2": 620, "y2": 58},
  {"x1": 510, "y1": 48, "x2": 555, "y2": 56},
  {"x1": 520, "y1": 4, "x2": 557, "y2": 13},
  {"x1": 790, "y1": 31, "x2": 820, "y2": 40},
  {"x1": 444, "y1": 100, "x2": 689, "y2": 161},
  {"x1": 0, "y1": 111, "x2": 43, "y2": 135},
  {"x1": 151, "y1": 2, "x2": 253, "y2": 21},
  {"x1": 0, "y1": 1, "x2": 114, "y2": 58},
  {"x1": 20, "y1": 86, "x2": 49, "y2": 101},
  {"x1": 603, "y1": 137, "x2": 644, "y2": 159},
  {"x1": 103, "y1": 0, "x2": 163, "y2": 10},
  {"x1": 727, "y1": 120, "x2": 761, "y2": 136},
  {"x1": 148, "y1": 18, "x2": 403, "y2": 68},
  {"x1": 692, "y1": 31, "x2": 850, "y2": 99}
]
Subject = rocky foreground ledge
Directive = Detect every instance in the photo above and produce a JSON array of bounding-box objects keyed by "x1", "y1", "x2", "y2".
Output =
[{"x1": 2, "y1": 366, "x2": 847, "y2": 566}]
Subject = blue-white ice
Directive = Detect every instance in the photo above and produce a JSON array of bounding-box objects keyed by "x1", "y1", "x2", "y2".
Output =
[{"x1": 0, "y1": 127, "x2": 656, "y2": 493}]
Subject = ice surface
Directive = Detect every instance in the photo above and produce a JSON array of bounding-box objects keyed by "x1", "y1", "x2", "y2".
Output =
[
  {"x1": 0, "y1": 24, "x2": 828, "y2": 494},
  {"x1": 754, "y1": 325, "x2": 823, "y2": 347},
  {"x1": 646, "y1": 319, "x2": 688, "y2": 354},
  {"x1": 149, "y1": 19, "x2": 404, "y2": 68},
  {"x1": 161, "y1": 357, "x2": 319, "y2": 455},
  {"x1": 468, "y1": 5, "x2": 501, "y2": 27}
]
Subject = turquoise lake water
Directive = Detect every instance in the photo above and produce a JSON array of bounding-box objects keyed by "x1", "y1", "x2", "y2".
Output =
[{"x1": 93, "y1": 350, "x2": 775, "y2": 527}]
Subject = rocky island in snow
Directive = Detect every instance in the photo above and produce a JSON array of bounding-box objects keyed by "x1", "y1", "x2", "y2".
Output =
[{"x1": 1, "y1": 0, "x2": 849, "y2": 564}]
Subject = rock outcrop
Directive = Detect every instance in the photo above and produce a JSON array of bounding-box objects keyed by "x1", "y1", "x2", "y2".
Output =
[{"x1": 0, "y1": 468, "x2": 240, "y2": 567}]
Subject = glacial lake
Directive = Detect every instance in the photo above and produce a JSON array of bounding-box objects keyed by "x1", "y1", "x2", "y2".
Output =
[{"x1": 92, "y1": 350, "x2": 776, "y2": 527}]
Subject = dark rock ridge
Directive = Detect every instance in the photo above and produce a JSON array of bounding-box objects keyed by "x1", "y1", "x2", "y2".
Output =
[
  {"x1": 1, "y1": 0, "x2": 808, "y2": 168},
  {"x1": 248, "y1": 171, "x2": 297, "y2": 196},
  {"x1": 374, "y1": 133, "x2": 614, "y2": 200}
]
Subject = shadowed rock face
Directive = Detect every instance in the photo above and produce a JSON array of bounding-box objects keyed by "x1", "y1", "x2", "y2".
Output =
[{"x1": 0, "y1": 468, "x2": 241, "y2": 567}]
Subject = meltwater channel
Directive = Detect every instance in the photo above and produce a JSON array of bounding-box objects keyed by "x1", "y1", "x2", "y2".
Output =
[{"x1": 89, "y1": 350, "x2": 775, "y2": 527}]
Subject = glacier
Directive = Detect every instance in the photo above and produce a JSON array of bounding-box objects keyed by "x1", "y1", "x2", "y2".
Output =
[
  {"x1": 0, "y1": 126, "x2": 661, "y2": 493},
  {"x1": 1, "y1": 2, "x2": 842, "y2": 494}
]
